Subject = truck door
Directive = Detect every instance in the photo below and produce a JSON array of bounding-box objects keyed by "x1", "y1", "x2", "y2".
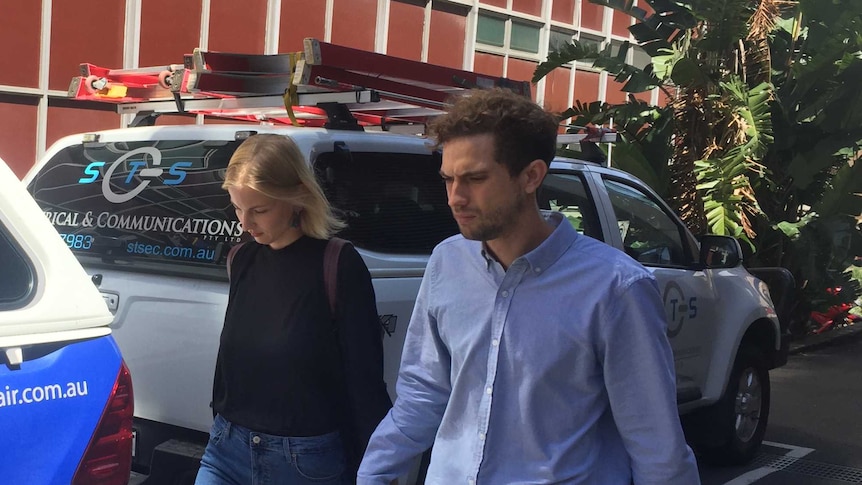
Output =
[{"x1": 595, "y1": 176, "x2": 719, "y2": 404}]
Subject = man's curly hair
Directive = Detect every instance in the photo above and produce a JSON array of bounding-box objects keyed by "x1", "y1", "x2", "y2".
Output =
[{"x1": 429, "y1": 88, "x2": 559, "y2": 176}]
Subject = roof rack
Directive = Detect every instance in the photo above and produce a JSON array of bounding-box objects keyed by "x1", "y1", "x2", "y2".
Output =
[
  {"x1": 67, "y1": 37, "x2": 533, "y2": 130},
  {"x1": 67, "y1": 38, "x2": 618, "y2": 149},
  {"x1": 557, "y1": 127, "x2": 618, "y2": 145},
  {"x1": 556, "y1": 126, "x2": 617, "y2": 165}
]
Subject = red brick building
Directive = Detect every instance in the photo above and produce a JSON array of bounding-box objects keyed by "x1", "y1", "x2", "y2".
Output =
[{"x1": 0, "y1": 0, "x2": 659, "y2": 178}]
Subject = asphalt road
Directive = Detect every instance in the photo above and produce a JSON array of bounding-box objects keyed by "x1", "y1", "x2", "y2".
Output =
[{"x1": 700, "y1": 331, "x2": 862, "y2": 484}]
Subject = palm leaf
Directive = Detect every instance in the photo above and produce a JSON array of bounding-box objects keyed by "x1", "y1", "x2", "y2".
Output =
[
  {"x1": 533, "y1": 41, "x2": 601, "y2": 82},
  {"x1": 694, "y1": 78, "x2": 774, "y2": 240},
  {"x1": 535, "y1": 40, "x2": 661, "y2": 93},
  {"x1": 813, "y1": 148, "x2": 862, "y2": 217},
  {"x1": 689, "y1": 0, "x2": 754, "y2": 53}
]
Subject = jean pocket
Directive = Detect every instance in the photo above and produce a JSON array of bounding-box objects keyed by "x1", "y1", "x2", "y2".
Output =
[
  {"x1": 289, "y1": 432, "x2": 346, "y2": 481},
  {"x1": 209, "y1": 414, "x2": 230, "y2": 446}
]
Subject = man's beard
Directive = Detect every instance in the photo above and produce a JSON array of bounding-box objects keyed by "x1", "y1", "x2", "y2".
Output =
[{"x1": 457, "y1": 191, "x2": 528, "y2": 242}]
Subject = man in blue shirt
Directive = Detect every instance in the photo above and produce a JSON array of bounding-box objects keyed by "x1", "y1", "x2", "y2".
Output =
[{"x1": 358, "y1": 88, "x2": 700, "y2": 484}]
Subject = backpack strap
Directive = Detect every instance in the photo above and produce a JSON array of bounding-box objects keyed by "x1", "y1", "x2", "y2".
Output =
[
  {"x1": 226, "y1": 242, "x2": 246, "y2": 280},
  {"x1": 324, "y1": 237, "x2": 348, "y2": 318}
]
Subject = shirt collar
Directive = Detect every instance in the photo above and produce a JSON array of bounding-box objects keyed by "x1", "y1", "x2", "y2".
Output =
[{"x1": 479, "y1": 212, "x2": 577, "y2": 272}]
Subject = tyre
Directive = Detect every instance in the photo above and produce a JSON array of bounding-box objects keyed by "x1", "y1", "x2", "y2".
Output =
[{"x1": 686, "y1": 345, "x2": 771, "y2": 465}]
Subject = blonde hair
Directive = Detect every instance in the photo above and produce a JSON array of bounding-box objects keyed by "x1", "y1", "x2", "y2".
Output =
[{"x1": 222, "y1": 134, "x2": 344, "y2": 239}]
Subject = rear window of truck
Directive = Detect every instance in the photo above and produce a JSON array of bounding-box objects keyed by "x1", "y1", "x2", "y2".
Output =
[
  {"x1": 317, "y1": 151, "x2": 459, "y2": 254},
  {"x1": 28, "y1": 140, "x2": 243, "y2": 272},
  {"x1": 28, "y1": 138, "x2": 460, "y2": 276}
]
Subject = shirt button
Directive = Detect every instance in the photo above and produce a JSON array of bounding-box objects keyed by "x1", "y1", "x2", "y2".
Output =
[
  {"x1": 534, "y1": 267, "x2": 542, "y2": 273},
  {"x1": 479, "y1": 432, "x2": 486, "y2": 441},
  {"x1": 486, "y1": 386, "x2": 492, "y2": 395},
  {"x1": 501, "y1": 290, "x2": 509, "y2": 297},
  {"x1": 252, "y1": 435, "x2": 261, "y2": 444},
  {"x1": 492, "y1": 338, "x2": 499, "y2": 347},
  {"x1": 468, "y1": 479, "x2": 476, "y2": 485}
]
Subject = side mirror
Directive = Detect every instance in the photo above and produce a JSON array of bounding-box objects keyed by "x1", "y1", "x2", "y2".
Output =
[{"x1": 698, "y1": 235, "x2": 742, "y2": 268}]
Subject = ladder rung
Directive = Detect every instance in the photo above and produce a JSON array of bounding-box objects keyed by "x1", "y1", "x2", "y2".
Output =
[
  {"x1": 557, "y1": 132, "x2": 618, "y2": 144},
  {"x1": 115, "y1": 91, "x2": 379, "y2": 116}
]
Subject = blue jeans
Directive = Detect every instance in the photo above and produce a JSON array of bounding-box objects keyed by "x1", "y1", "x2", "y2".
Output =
[{"x1": 195, "y1": 414, "x2": 352, "y2": 485}]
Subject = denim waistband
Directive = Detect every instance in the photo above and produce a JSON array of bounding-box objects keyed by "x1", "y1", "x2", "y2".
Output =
[{"x1": 213, "y1": 414, "x2": 343, "y2": 454}]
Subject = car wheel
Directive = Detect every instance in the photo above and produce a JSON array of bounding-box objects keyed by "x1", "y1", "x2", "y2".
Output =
[{"x1": 687, "y1": 345, "x2": 771, "y2": 465}]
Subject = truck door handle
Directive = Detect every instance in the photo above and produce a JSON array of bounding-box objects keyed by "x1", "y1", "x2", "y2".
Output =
[{"x1": 101, "y1": 291, "x2": 119, "y2": 313}]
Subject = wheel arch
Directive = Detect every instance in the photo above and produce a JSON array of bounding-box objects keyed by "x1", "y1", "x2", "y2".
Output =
[
  {"x1": 740, "y1": 317, "x2": 782, "y2": 368},
  {"x1": 683, "y1": 324, "x2": 774, "y2": 465},
  {"x1": 700, "y1": 315, "x2": 781, "y2": 404}
]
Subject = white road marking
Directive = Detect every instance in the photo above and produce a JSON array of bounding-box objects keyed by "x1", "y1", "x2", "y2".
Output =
[
  {"x1": 720, "y1": 441, "x2": 815, "y2": 485},
  {"x1": 762, "y1": 441, "x2": 816, "y2": 458}
]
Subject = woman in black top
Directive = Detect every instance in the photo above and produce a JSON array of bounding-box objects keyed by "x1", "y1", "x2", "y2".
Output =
[{"x1": 195, "y1": 134, "x2": 392, "y2": 485}]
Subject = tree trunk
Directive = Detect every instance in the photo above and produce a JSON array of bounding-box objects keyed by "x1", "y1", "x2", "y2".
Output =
[{"x1": 670, "y1": 88, "x2": 708, "y2": 235}]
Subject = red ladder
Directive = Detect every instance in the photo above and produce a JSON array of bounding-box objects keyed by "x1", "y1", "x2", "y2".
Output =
[{"x1": 67, "y1": 38, "x2": 533, "y2": 129}]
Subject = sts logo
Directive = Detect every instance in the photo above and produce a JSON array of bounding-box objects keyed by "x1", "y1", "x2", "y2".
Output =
[{"x1": 78, "y1": 147, "x2": 192, "y2": 203}]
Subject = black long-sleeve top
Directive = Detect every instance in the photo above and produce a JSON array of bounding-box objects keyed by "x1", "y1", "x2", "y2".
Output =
[{"x1": 212, "y1": 236, "x2": 392, "y2": 460}]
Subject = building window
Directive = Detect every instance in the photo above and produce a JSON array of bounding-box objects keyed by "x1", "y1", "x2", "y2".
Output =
[
  {"x1": 476, "y1": 12, "x2": 543, "y2": 58},
  {"x1": 510, "y1": 22, "x2": 540, "y2": 53},
  {"x1": 609, "y1": 39, "x2": 626, "y2": 57},
  {"x1": 477, "y1": 14, "x2": 506, "y2": 47},
  {"x1": 632, "y1": 46, "x2": 652, "y2": 70},
  {"x1": 578, "y1": 33, "x2": 603, "y2": 53},
  {"x1": 548, "y1": 29, "x2": 574, "y2": 52}
]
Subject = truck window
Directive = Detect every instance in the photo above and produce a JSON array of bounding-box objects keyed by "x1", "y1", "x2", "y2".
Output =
[
  {"x1": 315, "y1": 151, "x2": 459, "y2": 254},
  {"x1": 538, "y1": 172, "x2": 603, "y2": 241},
  {"x1": 601, "y1": 177, "x2": 691, "y2": 266},
  {"x1": 28, "y1": 140, "x2": 243, "y2": 274},
  {"x1": 0, "y1": 226, "x2": 35, "y2": 309}
]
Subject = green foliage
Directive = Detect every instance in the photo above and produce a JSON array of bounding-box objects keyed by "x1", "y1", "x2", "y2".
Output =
[
  {"x1": 775, "y1": 212, "x2": 818, "y2": 240},
  {"x1": 814, "y1": 151, "x2": 862, "y2": 217},
  {"x1": 695, "y1": 79, "x2": 773, "y2": 244},
  {"x1": 533, "y1": 39, "x2": 661, "y2": 93},
  {"x1": 752, "y1": 0, "x2": 862, "y2": 319},
  {"x1": 687, "y1": 0, "x2": 756, "y2": 52},
  {"x1": 669, "y1": 57, "x2": 712, "y2": 87},
  {"x1": 533, "y1": 41, "x2": 601, "y2": 83},
  {"x1": 556, "y1": 97, "x2": 675, "y2": 197},
  {"x1": 534, "y1": 0, "x2": 862, "y2": 333}
]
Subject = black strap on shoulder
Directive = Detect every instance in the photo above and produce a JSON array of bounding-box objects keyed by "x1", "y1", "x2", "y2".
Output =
[
  {"x1": 324, "y1": 237, "x2": 348, "y2": 318},
  {"x1": 226, "y1": 242, "x2": 246, "y2": 280}
]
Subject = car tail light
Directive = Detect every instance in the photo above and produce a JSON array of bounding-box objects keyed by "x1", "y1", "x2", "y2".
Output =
[{"x1": 72, "y1": 361, "x2": 134, "y2": 485}]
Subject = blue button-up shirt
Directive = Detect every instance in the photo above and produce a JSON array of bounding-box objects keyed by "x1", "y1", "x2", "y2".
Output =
[{"x1": 358, "y1": 213, "x2": 699, "y2": 484}]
